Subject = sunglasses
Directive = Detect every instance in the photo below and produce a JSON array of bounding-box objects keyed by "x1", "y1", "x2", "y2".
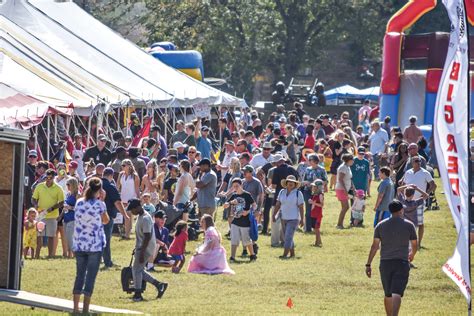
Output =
[
  {"x1": 413, "y1": 160, "x2": 421, "y2": 163},
  {"x1": 188, "y1": 151, "x2": 196, "y2": 154},
  {"x1": 263, "y1": 148, "x2": 271, "y2": 151}
]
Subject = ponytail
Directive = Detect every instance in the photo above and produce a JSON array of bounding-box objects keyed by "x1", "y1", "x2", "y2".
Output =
[{"x1": 84, "y1": 177, "x2": 102, "y2": 201}]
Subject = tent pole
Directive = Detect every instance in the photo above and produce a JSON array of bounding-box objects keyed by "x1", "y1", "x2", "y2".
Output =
[
  {"x1": 54, "y1": 114, "x2": 58, "y2": 143},
  {"x1": 46, "y1": 114, "x2": 50, "y2": 160},
  {"x1": 87, "y1": 111, "x2": 92, "y2": 148},
  {"x1": 34, "y1": 125, "x2": 38, "y2": 150},
  {"x1": 164, "y1": 108, "x2": 168, "y2": 141}
]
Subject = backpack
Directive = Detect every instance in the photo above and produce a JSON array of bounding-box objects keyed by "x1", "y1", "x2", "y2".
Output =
[
  {"x1": 249, "y1": 209, "x2": 259, "y2": 241},
  {"x1": 121, "y1": 250, "x2": 147, "y2": 294}
]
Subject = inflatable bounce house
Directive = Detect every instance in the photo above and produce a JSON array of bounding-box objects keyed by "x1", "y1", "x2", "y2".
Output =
[
  {"x1": 149, "y1": 41, "x2": 204, "y2": 81},
  {"x1": 379, "y1": 0, "x2": 474, "y2": 135}
]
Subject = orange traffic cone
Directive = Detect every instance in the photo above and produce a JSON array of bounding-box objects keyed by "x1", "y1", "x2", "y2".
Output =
[{"x1": 286, "y1": 297, "x2": 293, "y2": 309}]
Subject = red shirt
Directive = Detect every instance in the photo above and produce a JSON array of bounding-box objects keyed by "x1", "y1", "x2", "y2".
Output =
[
  {"x1": 310, "y1": 194, "x2": 323, "y2": 219},
  {"x1": 169, "y1": 231, "x2": 188, "y2": 256}
]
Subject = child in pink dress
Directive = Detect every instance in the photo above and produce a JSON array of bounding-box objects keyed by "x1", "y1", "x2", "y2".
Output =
[{"x1": 188, "y1": 215, "x2": 235, "y2": 275}]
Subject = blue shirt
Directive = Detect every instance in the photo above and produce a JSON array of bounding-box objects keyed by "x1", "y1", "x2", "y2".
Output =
[
  {"x1": 154, "y1": 224, "x2": 170, "y2": 247},
  {"x1": 102, "y1": 178, "x2": 121, "y2": 219},
  {"x1": 377, "y1": 178, "x2": 394, "y2": 212},
  {"x1": 64, "y1": 193, "x2": 77, "y2": 223},
  {"x1": 157, "y1": 136, "x2": 168, "y2": 162},
  {"x1": 73, "y1": 198, "x2": 106, "y2": 252},
  {"x1": 351, "y1": 158, "x2": 370, "y2": 191},
  {"x1": 196, "y1": 136, "x2": 212, "y2": 159}
]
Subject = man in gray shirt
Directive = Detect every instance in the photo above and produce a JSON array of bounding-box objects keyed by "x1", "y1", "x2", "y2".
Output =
[
  {"x1": 366, "y1": 200, "x2": 417, "y2": 316},
  {"x1": 127, "y1": 199, "x2": 167, "y2": 302},
  {"x1": 195, "y1": 158, "x2": 217, "y2": 218},
  {"x1": 373, "y1": 167, "x2": 394, "y2": 227},
  {"x1": 242, "y1": 165, "x2": 264, "y2": 213}
]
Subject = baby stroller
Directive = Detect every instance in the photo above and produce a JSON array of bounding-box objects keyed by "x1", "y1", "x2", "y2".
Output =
[
  {"x1": 425, "y1": 164, "x2": 440, "y2": 211},
  {"x1": 156, "y1": 201, "x2": 202, "y2": 241},
  {"x1": 426, "y1": 191, "x2": 440, "y2": 210},
  {"x1": 185, "y1": 201, "x2": 202, "y2": 241}
]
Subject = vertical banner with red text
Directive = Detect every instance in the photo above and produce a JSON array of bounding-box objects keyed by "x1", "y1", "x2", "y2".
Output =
[{"x1": 434, "y1": 0, "x2": 471, "y2": 302}]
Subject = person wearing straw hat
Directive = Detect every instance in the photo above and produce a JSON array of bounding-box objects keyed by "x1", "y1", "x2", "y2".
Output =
[{"x1": 272, "y1": 175, "x2": 304, "y2": 259}]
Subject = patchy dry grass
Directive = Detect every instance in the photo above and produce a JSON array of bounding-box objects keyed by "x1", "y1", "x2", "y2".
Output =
[{"x1": 0, "y1": 178, "x2": 468, "y2": 315}]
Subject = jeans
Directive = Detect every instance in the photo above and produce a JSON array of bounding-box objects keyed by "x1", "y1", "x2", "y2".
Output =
[
  {"x1": 132, "y1": 251, "x2": 158, "y2": 291},
  {"x1": 73, "y1": 251, "x2": 102, "y2": 297},
  {"x1": 102, "y1": 220, "x2": 114, "y2": 267},
  {"x1": 262, "y1": 195, "x2": 273, "y2": 234},
  {"x1": 303, "y1": 190, "x2": 313, "y2": 232},
  {"x1": 373, "y1": 153, "x2": 381, "y2": 180},
  {"x1": 282, "y1": 219, "x2": 299, "y2": 249}
]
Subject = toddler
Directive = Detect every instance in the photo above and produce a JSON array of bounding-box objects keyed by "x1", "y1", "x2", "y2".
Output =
[
  {"x1": 351, "y1": 190, "x2": 366, "y2": 226},
  {"x1": 23, "y1": 208, "x2": 38, "y2": 259},
  {"x1": 168, "y1": 220, "x2": 188, "y2": 273},
  {"x1": 142, "y1": 192, "x2": 156, "y2": 215},
  {"x1": 309, "y1": 179, "x2": 324, "y2": 247}
]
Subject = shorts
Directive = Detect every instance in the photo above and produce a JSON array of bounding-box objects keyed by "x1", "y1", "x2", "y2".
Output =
[
  {"x1": 352, "y1": 210, "x2": 364, "y2": 221},
  {"x1": 380, "y1": 259, "x2": 410, "y2": 297},
  {"x1": 176, "y1": 203, "x2": 188, "y2": 213},
  {"x1": 311, "y1": 217, "x2": 322, "y2": 229},
  {"x1": 199, "y1": 207, "x2": 216, "y2": 217},
  {"x1": 230, "y1": 224, "x2": 252, "y2": 246},
  {"x1": 416, "y1": 206, "x2": 424, "y2": 225},
  {"x1": 37, "y1": 218, "x2": 58, "y2": 238},
  {"x1": 335, "y1": 189, "x2": 349, "y2": 202},
  {"x1": 170, "y1": 254, "x2": 185, "y2": 261},
  {"x1": 374, "y1": 210, "x2": 391, "y2": 227}
]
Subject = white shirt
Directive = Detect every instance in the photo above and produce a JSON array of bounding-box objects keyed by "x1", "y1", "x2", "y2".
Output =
[
  {"x1": 277, "y1": 189, "x2": 304, "y2": 220},
  {"x1": 335, "y1": 164, "x2": 352, "y2": 191},
  {"x1": 403, "y1": 168, "x2": 433, "y2": 199},
  {"x1": 369, "y1": 129, "x2": 389, "y2": 155},
  {"x1": 352, "y1": 198, "x2": 365, "y2": 212},
  {"x1": 250, "y1": 153, "x2": 272, "y2": 169},
  {"x1": 222, "y1": 150, "x2": 238, "y2": 168}
]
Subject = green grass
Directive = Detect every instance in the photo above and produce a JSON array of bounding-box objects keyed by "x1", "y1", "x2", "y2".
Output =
[{"x1": 0, "y1": 178, "x2": 468, "y2": 315}]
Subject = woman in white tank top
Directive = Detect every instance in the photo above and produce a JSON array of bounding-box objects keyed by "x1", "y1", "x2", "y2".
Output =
[
  {"x1": 117, "y1": 159, "x2": 140, "y2": 239},
  {"x1": 173, "y1": 160, "x2": 195, "y2": 222}
]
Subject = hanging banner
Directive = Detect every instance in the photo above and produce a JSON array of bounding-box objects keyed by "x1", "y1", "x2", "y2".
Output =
[
  {"x1": 193, "y1": 103, "x2": 210, "y2": 118},
  {"x1": 434, "y1": 0, "x2": 471, "y2": 302}
]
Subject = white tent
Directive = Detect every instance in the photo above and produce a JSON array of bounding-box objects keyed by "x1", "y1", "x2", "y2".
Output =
[
  {"x1": 0, "y1": 42, "x2": 97, "y2": 112},
  {"x1": 0, "y1": 0, "x2": 246, "y2": 108},
  {"x1": 0, "y1": 17, "x2": 129, "y2": 108}
]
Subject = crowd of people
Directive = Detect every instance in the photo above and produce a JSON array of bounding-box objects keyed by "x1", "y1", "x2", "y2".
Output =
[{"x1": 21, "y1": 100, "x2": 439, "y2": 311}]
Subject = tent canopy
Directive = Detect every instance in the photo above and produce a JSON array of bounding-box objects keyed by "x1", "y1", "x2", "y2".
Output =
[
  {"x1": 0, "y1": 17, "x2": 127, "y2": 111},
  {"x1": 0, "y1": 83, "x2": 71, "y2": 129},
  {"x1": 325, "y1": 85, "x2": 380, "y2": 102},
  {"x1": 0, "y1": 0, "x2": 246, "y2": 108}
]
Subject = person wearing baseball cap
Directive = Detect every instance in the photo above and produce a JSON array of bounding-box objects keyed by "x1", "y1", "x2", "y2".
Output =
[
  {"x1": 83, "y1": 133, "x2": 112, "y2": 166},
  {"x1": 196, "y1": 158, "x2": 218, "y2": 218},
  {"x1": 126, "y1": 198, "x2": 168, "y2": 301},
  {"x1": 68, "y1": 161, "x2": 79, "y2": 176},
  {"x1": 101, "y1": 167, "x2": 128, "y2": 268},
  {"x1": 148, "y1": 210, "x2": 172, "y2": 269},
  {"x1": 351, "y1": 146, "x2": 370, "y2": 198},
  {"x1": 194, "y1": 118, "x2": 214, "y2": 161}
]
